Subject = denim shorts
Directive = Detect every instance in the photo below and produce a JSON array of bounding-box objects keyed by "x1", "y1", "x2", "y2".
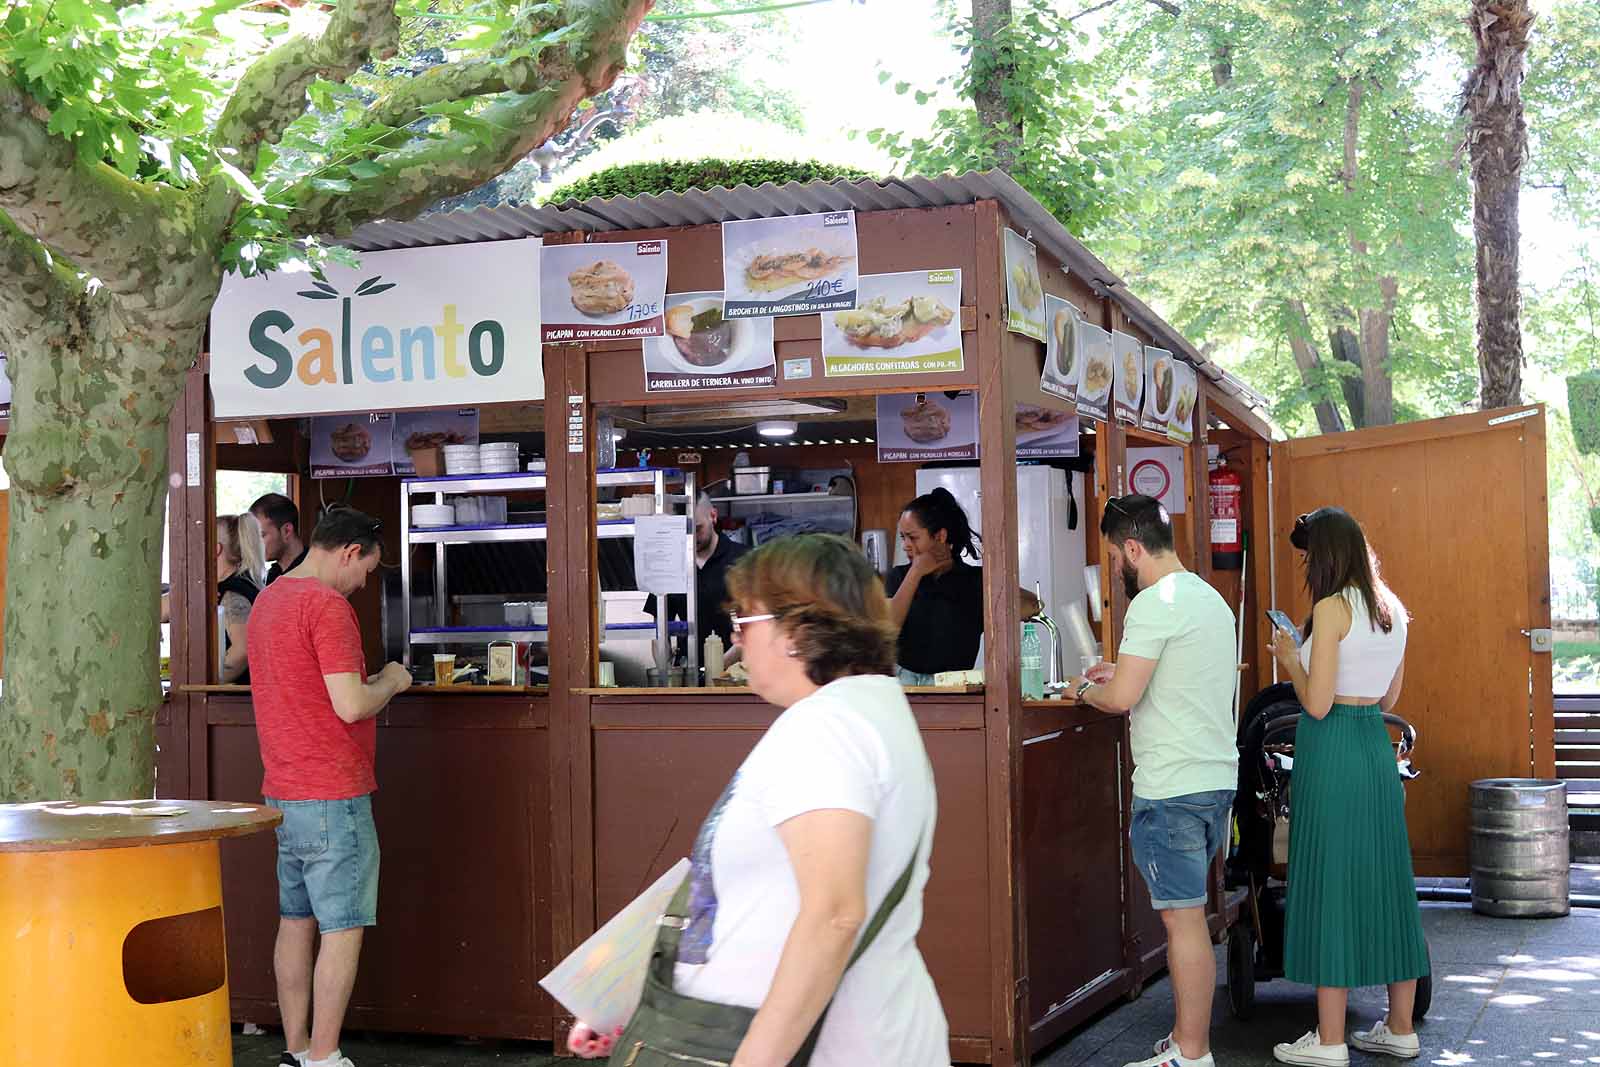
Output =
[
  {"x1": 1130, "y1": 789, "x2": 1234, "y2": 910},
  {"x1": 265, "y1": 794, "x2": 380, "y2": 934}
]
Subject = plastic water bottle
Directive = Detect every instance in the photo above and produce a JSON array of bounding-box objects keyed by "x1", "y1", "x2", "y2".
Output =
[{"x1": 1020, "y1": 622, "x2": 1045, "y2": 699}]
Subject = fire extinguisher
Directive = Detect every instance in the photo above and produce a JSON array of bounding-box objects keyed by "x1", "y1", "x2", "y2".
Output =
[{"x1": 1210, "y1": 450, "x2": 1244, "y2": 570}]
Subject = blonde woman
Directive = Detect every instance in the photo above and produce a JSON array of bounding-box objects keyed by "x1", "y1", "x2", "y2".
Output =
[{"x1": 217, "y1": 512, "x2": 267, "y2": 684}]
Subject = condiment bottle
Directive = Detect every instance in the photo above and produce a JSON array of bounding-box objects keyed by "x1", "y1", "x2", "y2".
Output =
[{"x1": 703, "y1": 632, "x2": 725, "y2": 685}]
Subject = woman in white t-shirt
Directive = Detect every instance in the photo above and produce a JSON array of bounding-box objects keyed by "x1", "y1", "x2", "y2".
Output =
[
  {"x1": 571, "y1": 533, "x2": 950, "y2": 1066},
  {"x1": 1268, "y1": 508, "x2": 1429, "y2": 1067}
]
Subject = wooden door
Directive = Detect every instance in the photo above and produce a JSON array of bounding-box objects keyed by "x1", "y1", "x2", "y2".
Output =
[{"x1": 1272, "y1": 405, "x2": 1553, "y2": 876}]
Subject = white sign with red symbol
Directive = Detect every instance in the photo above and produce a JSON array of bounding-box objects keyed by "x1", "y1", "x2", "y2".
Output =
[{"x1": 1126, "y1": 446, "x2": 1187, "y2": 515}]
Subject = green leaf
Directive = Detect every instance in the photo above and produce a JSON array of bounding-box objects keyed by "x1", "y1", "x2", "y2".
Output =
[
  {"x1": 309, "y1": 177, "x2": 354, "y2": 194},
  {"x1": 347, "y1": 161, "x2": 386, "y2": 180},
  {"x1": 216, "y1": 158, "x2": 268, "y2": 205}
]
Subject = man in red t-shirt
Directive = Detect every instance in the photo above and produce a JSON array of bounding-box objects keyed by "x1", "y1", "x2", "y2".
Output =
[{"x1": 247, "y1": 506, "x2": 411, "y2": 1067}]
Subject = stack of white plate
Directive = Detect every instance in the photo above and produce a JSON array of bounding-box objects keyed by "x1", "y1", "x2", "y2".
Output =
[
  {"x1": 479, "y1": 441, "x2": 520, "y2": 473},
  {"x1": 443, "y1": 444, "x2": 480, "y2": 475},
  {"x1": 412, "y1": 503, "x2": 456, "y2": 528},
  {"x1": 526, "y1": 457, "x2": 547, "y2": 472}
]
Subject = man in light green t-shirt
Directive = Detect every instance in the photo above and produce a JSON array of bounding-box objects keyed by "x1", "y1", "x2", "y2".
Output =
[{"x1": 1067, "y1": 494, "x2": 1239, "y2": 1067}]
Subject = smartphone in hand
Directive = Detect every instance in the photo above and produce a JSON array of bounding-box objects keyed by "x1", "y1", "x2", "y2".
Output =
[{"x1": 1266, "y1": 609, "x2": 1303, "y2": 647}]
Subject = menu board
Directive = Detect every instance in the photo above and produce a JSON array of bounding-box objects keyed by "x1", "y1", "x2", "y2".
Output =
[
  {"x1": 1112, "y1": 331, "x2": 1144, "y2": 424},
  {"x1": 1003, "y1": 228, "x2": 1046, "y2": 341},
  {"x1": 1074, "y1": 322, "x2": 1114, "y2": 423},
  {"x1": 821, "y1": 269, "x2": 963, "y2": 377},
  {"x1": 1040, "y1": 296, "x2": 1082, "y2": 402},
  {"x1": 1140, "y1": 348, "x2": 1177, "y2": 434},
  {"x1": 1167, "y1": 361, "x2": 1198, "y2": 444},
  {"x1": 393, "y1": 408, "x2": 479, "y2": 475},
  {"x1": 642, "y1": 292, "x2": 776, "y2": 392},
  {"x1": 721, "y1": 211, "x2": 859, "y2": 318},
  {"x1": 1016, "y1": 404, "x2": 1080, "y2": 458},
  {"x1": 311, "y1": 413, "x2": 395, "y2": 478},
  {"x1": 540, "y1": 240, "x2": 668, "y2": 343},
  {"x1": 876, "y1": 391, "x2": 978, "y2": 463}
]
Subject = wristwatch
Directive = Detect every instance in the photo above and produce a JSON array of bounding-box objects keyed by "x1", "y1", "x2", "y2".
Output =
[{"x1": 1075, "y1": 679, "x2": 1094, "y2": 701}]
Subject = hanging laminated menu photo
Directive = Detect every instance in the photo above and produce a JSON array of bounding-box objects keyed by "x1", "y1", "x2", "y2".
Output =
[
  {"x1": 393, "y1": 408, "x2": 479, "y2": 475},
  {"x1": 1167, "y1": 360, "x2": 1198, "y2": 444},
  {"x1": 541, "y1": 240, "x2": 668, "y2": 343},
  {"x1": 821, "y1": 269, "x2": 963, "y2": 377},
  {"x1": 1112, "y1": 331, "x2": 1144, "y2": 424},
  {"x1": 642, "y1": 291, "x2": 777, "y2": 392},
  {"x1": 1015, "y1": 404, "x2": 1080, "y2": 458},
  {"x1": 876, "y1": 392, "x2": 978, "y2": 463},
  {"x1": 1003, "y1": 228, "x2": 1047, "y2": 341},
  {"x1": 311, "y1": 413, "x2": 395, "y2": 478},
  {"x1": 1073, "y1": 321, "x2": 1114, "y2": 423},
  {"x1": 1141, "y1": 347, "x2": 1176, "y2": 434},
  {"x1": 721, "y1": 211, "x2": 859, "y2": 318},
  {"x1": 1040, "y1": 295, "x2": 1082, "y2": 402}
]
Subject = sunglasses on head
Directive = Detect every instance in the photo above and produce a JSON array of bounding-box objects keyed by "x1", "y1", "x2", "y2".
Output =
[{"x1": 1290, "y1": 513, "x2": 1311, "y2": 550}]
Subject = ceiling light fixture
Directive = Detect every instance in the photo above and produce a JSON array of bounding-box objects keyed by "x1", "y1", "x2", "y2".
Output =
[{"x1": 756, "y1": 419, "x2": 797, "y2": 438}]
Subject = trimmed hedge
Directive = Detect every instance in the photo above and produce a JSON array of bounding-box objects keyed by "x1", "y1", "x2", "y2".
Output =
[
  {"x1": 1571, "y1": 370, "x2": 1600, "y2": 456},
  {"x1": 546, "y1": 159, "x2": 874, "y2": 205}
]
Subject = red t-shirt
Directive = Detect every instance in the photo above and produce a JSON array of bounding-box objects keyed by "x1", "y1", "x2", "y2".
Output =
[{"x1": 246, "y1": 576, "x2": 375, "y2": 800}]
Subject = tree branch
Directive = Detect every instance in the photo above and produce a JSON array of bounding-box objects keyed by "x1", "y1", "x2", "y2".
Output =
[
  {"x1": 1284, "y1": 300, "x2": 1348, "y2": 434},
  {"x1": 1145, "y1": 0, "x2": 1181, "y2": 15},
  {"x1": 212, "y1": 0, "x2": 403, "y2": 178},
  {"x1": 0, "y1": 77, "x2": 187, "y2": 307},
  {"x1": 281, "y1": 0, "x2": 655, "y2": 239},
  {"x1": 0, "y1": 209, "x2": 78, "y2": 339}
]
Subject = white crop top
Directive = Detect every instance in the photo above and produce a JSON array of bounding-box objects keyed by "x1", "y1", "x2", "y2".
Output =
[{"x1": 1298, "y1": 586, "x2": 1407, "y2": 698}]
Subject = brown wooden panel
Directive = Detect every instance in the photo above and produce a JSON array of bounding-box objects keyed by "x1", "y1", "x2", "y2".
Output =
[
  {"x1": 211, "y1": 704, "x2": 554, "y2": 1037},
  {"x1": 0, "y1": 486, "x2": 8, "y2": 675},
  {"x1": 590, "y1": 720, "x2": 993, "y2": 1049},
  {"x1": 1021, "y1": 718, "x2": 1127, "y2": 1040},
  {"x1": 1276, "y1": 408, "x2": 1547, "y2": 874}
]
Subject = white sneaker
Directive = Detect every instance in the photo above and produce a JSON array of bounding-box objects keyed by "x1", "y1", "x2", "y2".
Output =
[
  {"x1": 302, "y1": 1055, "x2": 354, "y2": 1067},
  {"x1": 1154, "y1": 1033, "x2": 1174, "y2": 1055},
  {"x1": 1122, "y1": 1046, "x2": 1215, "y2": 1067},
  {"x1": 1273, "y1": 1031, "x2": 1349, "y2": 1066},
  {"x1": 1350, "y1": 1020, "x2": 1421, "y2": 1059}
]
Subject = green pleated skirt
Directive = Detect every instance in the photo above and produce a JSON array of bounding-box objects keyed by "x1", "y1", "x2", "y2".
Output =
[{"x1": 1283, "y1": 703, "x2": 1430, "y2": 988}]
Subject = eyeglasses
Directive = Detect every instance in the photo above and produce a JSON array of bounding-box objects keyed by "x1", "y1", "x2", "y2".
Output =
[{"x1": 730, "y1": 613, "x2": 776, "y2": 635}]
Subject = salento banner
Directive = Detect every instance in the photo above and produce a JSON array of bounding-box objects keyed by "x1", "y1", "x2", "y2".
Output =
[{"x1": 209, "y1": 238, "x2": 543, "y2": 418}]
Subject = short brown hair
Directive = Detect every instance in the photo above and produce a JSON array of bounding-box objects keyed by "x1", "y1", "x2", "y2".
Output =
[{"x1": 725, "y1": 534, "x2": 897, "y2": 685}]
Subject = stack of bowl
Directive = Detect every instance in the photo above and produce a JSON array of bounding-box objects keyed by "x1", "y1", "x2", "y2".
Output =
[
  {"x1": 412, "y1": 503, "x2": 456, "y2": 528},
  {"x1": 443, "y1": 444, "x2": 480, "y2": 475},
  {"x1": 479, "y1": 441, "x2": 520, "y2": 473}
]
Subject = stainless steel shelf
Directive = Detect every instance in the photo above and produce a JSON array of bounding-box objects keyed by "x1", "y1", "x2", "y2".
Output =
[
  {"x1": 404, "y1": 472, "x2": 547, "y2": 495},
  {"x1": 709, "y1": 492, "x2": 853, "y2": 505},
  {"x1": 410, "y1": 523, "x2": 548, "y2": 545},
  {"x1": 410, "y1": 627, "x2": 549, "y2": 644}
]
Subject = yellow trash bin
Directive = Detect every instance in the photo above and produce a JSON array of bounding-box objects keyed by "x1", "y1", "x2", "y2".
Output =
[{"x1": 0, "y1": 800, "x2": 281, "y2": 1067}]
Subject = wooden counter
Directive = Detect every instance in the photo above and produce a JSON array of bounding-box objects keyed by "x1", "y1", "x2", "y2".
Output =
[{"x1": 190, "y1": 686, "x2": 557, "y2": 1039}]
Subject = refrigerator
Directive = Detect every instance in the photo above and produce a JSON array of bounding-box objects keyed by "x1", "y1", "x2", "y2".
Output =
[{"x1": 908, "y1": 466, "x2": 1090, "y2": 648}]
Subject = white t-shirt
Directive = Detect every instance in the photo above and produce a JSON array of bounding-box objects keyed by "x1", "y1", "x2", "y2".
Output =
[
  {"x1": 673, "y1": 673, "x2": 950, "y2": 1066},
  {"x1": 1119, "y1": 570, "x2": 1240, "y2": 800}
]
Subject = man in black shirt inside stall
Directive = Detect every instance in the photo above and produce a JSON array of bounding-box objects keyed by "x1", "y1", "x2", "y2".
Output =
[
  {"x1": 644, "y1": 492, "x2": 748, "y2": 664},
  {"x1": 252, "y1": 492, "x2": 310, "y2": 586}
]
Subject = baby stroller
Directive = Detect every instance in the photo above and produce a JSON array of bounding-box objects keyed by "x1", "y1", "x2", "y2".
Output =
[{"x1": 1222, "y1": 682, "x2": 1433, "y2": 1020}]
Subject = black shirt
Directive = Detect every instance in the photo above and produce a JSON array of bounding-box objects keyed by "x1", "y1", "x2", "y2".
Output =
[
  {"x1": 264, "y1": 546, "x2": 309, "y2": 586},
  {"x1": 886, "y1": 558, "x2": 986, "y2": 675},
  {"x1": 217, "y1": 572, "x2": 260, "y2": 684},
  {"x1": 644, "y1": 533, "x2": 750, "y2": 651}
]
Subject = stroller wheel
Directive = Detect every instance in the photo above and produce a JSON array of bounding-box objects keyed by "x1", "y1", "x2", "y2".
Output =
[
  {"x1": 1227, "y1": 922, "x2": 1256, "y2": 1020},
  {"x1": 1414, "y1": 940, "x2": 1433, "y2": 1021}
]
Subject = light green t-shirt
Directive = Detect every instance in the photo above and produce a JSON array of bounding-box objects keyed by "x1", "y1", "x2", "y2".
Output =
[{"x1": 1120, "y1": 570, "x2": 1240, "y2": 800}]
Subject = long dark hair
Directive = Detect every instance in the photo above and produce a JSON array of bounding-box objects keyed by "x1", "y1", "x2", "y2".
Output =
[
  {"x1": 1292, "y1": 507, "x2": 1403, "y2": 637},
  {"x1": 902, "y1": 486, "x2": 980, "y2": 562}
]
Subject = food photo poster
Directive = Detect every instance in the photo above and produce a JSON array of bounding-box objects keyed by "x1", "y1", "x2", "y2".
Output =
[
  {"x1": 876, "y1": 391, "x2": 978, "y2": 463},
  {"x1": 1003, "y1": 228, "x2": 1046, "y2": 342},
  {"x1": 821, "y1": 270, "x2": 963, "y2": 377},
  {"x1": 721, "y1": 211, "x2": 859, "y2": 318},
  {"x1": 1112, "y1": 331, "x2": 1145, "y2": 424},
  {"x1": 311, "y1": 413, "x2": 396, "y2": 478},
  {"x1": 1074, "y1": 320, "x2": 1114, "y2": 423},
  {"x1": 393, "y1": 408, "x2": 480, "y2": 475},
  {"x1": 1167, "y1": 361, "x2": 1198, "y2": 444},
  {"x1": 1040, "y1": 295, "x2": 1082, "y2": 402},
  {"x1": 541, "y1": 241, "x2": 669, "y2": 343},
  {"x1": 642, "y1": 291, "x2": 777, "y2": 392},
  {"x1": 1140, "y1": 348, "x2": 1177, "y2": 434}
]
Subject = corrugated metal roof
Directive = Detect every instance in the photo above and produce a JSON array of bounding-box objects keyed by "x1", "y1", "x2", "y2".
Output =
[{"x1": 343, "y1": 170, "x2": 1271, "y2": 421}]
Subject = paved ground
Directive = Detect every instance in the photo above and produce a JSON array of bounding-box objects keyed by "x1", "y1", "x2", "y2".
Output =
[{"x1": 234, "y1": 892, "x2": 1600, "y2": 1067}]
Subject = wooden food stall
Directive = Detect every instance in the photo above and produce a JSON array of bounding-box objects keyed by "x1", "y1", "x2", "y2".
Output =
[{"x1": 158, "y1": 172, "x2": 1551, "y2": 1065}]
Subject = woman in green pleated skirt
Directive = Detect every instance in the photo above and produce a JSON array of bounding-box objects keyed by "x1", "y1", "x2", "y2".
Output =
[{"x1": 1268, "y1": 508, "x2": 1428, "y2": 1067}]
